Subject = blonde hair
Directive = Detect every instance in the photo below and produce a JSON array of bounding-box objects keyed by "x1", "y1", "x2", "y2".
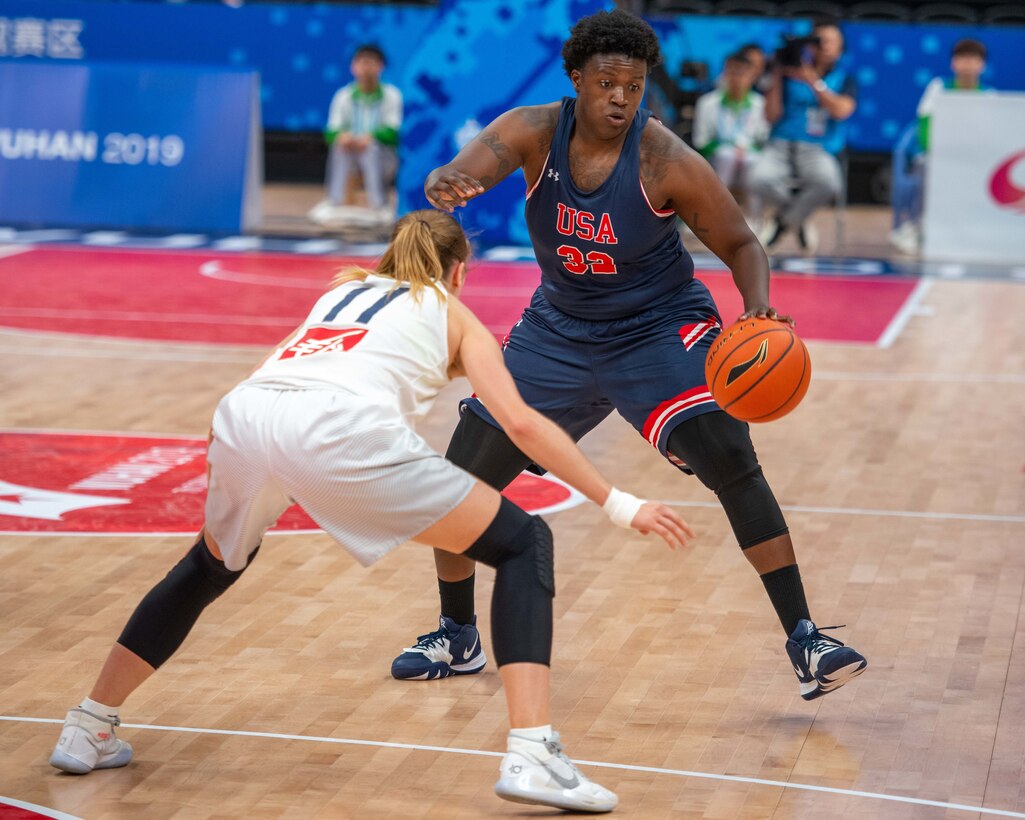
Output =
[{"x1": 331, "y1": 210, "x2": 470, "y2": 302}]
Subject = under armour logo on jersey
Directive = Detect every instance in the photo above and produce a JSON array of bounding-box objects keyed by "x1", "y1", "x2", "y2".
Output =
[{"x1": 547, "y1": 168, "x2": 559, "y2": 181}]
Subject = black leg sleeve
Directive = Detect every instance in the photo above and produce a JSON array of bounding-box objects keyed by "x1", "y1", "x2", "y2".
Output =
[
  {"x1": 445, "y1": 408, "x2": 533, "y2": 491},
  {"x1": 464, "y1": 497, "x2": 554, "y2": 667},
  {"x1": 117, "y1": 537, "x2": 257, "y2": 669}
]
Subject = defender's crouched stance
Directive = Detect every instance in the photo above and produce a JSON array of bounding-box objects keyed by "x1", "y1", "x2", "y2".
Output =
[{"x1": 50, "y1": 211, "x2": 693, "y2": 814}]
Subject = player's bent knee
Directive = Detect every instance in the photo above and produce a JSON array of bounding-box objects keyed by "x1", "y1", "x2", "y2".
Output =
[
  {"x1": 117, "y1": 535, "x2": 257, "y2": 669},
  {"x1": 667, "y1": 412, "x2": 758, "y2": 493},
  {"x1": 667, "y1": 412, "x2": 788, "y2": 550},
  {"x1": 445, "y1": 408, "x2": 532, "y2": 490},
  {"x1": 463, "y1": 497, "x2": 554, "y2": 667}
]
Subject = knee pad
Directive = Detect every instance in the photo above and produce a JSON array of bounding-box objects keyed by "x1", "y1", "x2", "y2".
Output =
[
  {"x1": 446, "y1": 407, "x2": 533, "y2": 490},
  {"x1": 464, "y1": 497, "x2": 553, "y2": 666},
  {"x1": 667, "y1": 412, "x2": 788, "y2": 549},
  {"x1": 118, "y1": 535, "x2": 256, "y2": 669}
]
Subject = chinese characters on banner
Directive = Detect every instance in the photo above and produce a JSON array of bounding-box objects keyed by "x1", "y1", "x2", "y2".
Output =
[{"x1": 0, "y1": 17, "x2": 83, "y2": 59}]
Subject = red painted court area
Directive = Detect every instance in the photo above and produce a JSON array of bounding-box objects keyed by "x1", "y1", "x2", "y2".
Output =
[
  {"x1": 0, "y1": 431, "x2": 579, "y2": 534},
  {"x1": 0, "y1": 246, "x2": 918, "y2": 345}
]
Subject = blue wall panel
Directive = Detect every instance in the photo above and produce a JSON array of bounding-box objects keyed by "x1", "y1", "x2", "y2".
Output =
[{"x1": 1, "y1": 0, "x2": 1022, "y2": 241}]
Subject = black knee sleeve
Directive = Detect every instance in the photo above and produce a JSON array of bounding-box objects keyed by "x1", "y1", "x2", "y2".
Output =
[
  {"x1": 667, "y1": 412, "x2": 788, "y2": 549},
  {"x1": 117, "y1": 535, "x2": 256, "y2": 669},
  {"x1": 464, "y1": 497, "x2": 553, "y2": 667},
  {"x1": 446, "y1": 407, "x2": 533, "y2": 490}
]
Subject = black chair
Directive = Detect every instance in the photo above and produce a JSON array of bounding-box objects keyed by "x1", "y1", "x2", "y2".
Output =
[
  {"x1": 913, "y1": 2, "x2": 979, "y2": 21},
  {"x1": 984, "y1": 3, "x2": 1025, "y2": 23},
  {"x1": 714, "y1": 0, "x2": 781, "y2": 15},
  {"x1": 847, "y1": 2, "x2": 912, "y2": 20},
  {"x1": 650, "y1": 0, "x2": 714, "y2": 14},
  {"x1": 779, "y1": 0, "x2": 844, "y2": 18}
]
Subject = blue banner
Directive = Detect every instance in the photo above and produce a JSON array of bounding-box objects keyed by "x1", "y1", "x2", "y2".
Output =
[
  {"x1": 0, "y1": 61, "x2": 261, "y2": 232},
  {"x1": 1, "y1": 0, "x2": 1023, "y2": 242}
]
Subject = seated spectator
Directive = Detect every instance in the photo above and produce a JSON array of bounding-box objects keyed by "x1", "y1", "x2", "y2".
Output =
[
  {"x1": 692, "y1": 52, "x2": 769, "y2": 221},
  {"x1": 890, "y1": 38, "x2": 991, "y2": 253},
  {"x1": 737, "y1": 42, "x2": 770, "y2": 94},
  {"x1": 309, "y1": 44, "x2": 402, "y2": 227},
  {"x1": 750, "y1": 22, "x2": 857, "y2": 253}
]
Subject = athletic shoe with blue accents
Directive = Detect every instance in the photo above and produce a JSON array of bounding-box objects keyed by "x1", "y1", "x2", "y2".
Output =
[
  {"x1": 390, "y1": 615, "x2": 487, "y2": 680},
  {"x1": 50, "y1": 707, "x2": 132, "y2": 774},
  {"x1": 786, "y1": 619, "x2": 868, "y2": 700}
]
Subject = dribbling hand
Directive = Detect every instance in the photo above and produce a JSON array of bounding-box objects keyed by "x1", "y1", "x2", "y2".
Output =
[
  {"x1": 425, "y1": 170, "x2": 485, "y2": 212},
  {"x1": 738, "y1": 306, "x2": 795, "y2": 327},
  {"x1": 630, "y1": 502, "x2": 696, "y2": 551}
]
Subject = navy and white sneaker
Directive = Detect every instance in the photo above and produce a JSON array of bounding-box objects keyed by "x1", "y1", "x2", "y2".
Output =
[
  {"x1": 786, "y1": 619, "x2": 867, "y2": 700},
  {"x1": 390, "y1": 615, "x2": 487, "y2": 680}
]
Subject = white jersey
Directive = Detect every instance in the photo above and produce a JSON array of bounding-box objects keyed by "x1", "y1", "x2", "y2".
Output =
[{"x1": 243, "y1": 274, "x2": 450, "y2": 428}]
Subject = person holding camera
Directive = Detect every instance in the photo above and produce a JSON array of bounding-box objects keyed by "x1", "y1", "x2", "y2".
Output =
[{"x1": 750, "y1": 22, "x2": 856, "y2": 252}]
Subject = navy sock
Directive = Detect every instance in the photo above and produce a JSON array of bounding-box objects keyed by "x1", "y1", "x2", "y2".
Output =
[
  {"x1": 760, "y1": 564, "x2": 811, "y2": 636},
  {"x1": 438, "y1": 575, "x2": 475, "y2": 626}
]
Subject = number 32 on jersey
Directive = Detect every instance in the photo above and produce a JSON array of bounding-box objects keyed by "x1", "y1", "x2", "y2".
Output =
[{"x1": 555, "y1": 202, "x2": 619, "y2": 276}]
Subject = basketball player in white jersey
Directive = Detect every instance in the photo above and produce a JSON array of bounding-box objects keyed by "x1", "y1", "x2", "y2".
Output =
[{"x1": 50, "y1": 210, "x2": 693, "y2": 813}]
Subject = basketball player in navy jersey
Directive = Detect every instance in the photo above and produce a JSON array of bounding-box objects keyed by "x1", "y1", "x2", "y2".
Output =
[{"x1": 391, "y1": 9, "x2": 867, "y2": 701}]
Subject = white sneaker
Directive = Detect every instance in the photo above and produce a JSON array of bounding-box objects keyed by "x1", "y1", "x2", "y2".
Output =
[
  {"x1": 494, "y1": 732, "x2": 618, "y2": 813},
  {"x1": 50, "y1": 707, "x2": 133, "y2": 774},
  {"x1": 306, "y1": 200, "x2": 337, "y2": 223},
  {"x1": 889, "y1": 222, "x2": 920, "y2": 255}
]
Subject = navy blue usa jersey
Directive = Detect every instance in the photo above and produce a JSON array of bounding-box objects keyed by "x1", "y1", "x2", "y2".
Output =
[{"x1": 524, "y1": 97, "x2": 696, "y2": 321}]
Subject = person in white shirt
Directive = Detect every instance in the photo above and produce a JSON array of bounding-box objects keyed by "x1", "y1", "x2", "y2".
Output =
[
  {"x1": 890, "y1": 38, "x2": 991, "y2": 254},
  {"x1": 48, "y1": 210, "x2": 693, "y2": 813},
  {"x1": 310, "y1": 43, "x2": 403, "y2": 224},
  {"x1": 692, "y1": 52, "x2": 769, "y2": 221}
]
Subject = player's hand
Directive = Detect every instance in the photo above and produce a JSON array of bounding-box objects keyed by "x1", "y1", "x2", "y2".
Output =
[
  {"x1": 629, "y1": 502, "x2": 696, "y2": 551},
  {"x1": 738, "y1": 306, "x2": 795, "y2": 326},
  {"x1": 425, "y1": 170, "x2": 486, "y2": 212}
]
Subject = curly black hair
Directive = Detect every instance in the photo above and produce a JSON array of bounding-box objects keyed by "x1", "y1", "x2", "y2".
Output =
[{"x1": 562, "y1": 9, "x2": 663, "y2": 77}]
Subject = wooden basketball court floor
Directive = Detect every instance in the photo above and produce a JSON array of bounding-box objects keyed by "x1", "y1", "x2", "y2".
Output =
[{"x1": 1, "y1": 205, "x2": 1024, "y2": 819}]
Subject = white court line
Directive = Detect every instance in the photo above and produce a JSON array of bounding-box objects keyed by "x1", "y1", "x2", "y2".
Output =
[
  {"x1": 0, "y1": 244, "x2": 33, "y2": 260},
  {"x1": 6, "y1": 334, "x2": 1024, "y2": 383},
  {"x1": 661, "y1": 499, "x2": 1025, "y2": 524},
  {"x1": 0, "y1": 344, "x2": 257, "y2": 364},
  {"x1": 814, "y1": 370, "x2": 1025, "y2": 384},
  {"x1": 0, "y1": 794, "x2": 82, "y2": 820},
  {"x1": 3, "y1": 717, "x2": 1023, "y2": 818},
  {"x1": 876, "y1": 277, "x2": 934, "y2": 348},
  {"x1": 0, "y1": 307, "x2": 295, "y2": 327},
  {"x1": 198, "y1": 260, "x2": 327, "y2": 289}
]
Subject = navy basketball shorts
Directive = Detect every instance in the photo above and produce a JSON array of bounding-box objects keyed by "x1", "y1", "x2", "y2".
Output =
[{"x1": 463, "y1": 278, "x2": 724, "y2": 468}]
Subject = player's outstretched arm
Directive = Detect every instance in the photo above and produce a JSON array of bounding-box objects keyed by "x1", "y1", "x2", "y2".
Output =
[
  {"x1": 425, "y1": 106, "x2": 551, "y2": 212},
  {"x1": 447, "y1": 297, "x2": 695, "y2": 550},
  {"x1": 642, "y1": 122, "x2": 789, "y2": 324}
]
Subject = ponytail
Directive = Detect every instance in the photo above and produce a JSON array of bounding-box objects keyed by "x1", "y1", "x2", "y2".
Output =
[{"x1": 330, "y1": 209, "x2": 469, "y2": 301}]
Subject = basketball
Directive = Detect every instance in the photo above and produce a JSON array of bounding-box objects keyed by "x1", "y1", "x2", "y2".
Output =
[{"x1": 704, "y1": 317, "x2": 811, "y2": 423}]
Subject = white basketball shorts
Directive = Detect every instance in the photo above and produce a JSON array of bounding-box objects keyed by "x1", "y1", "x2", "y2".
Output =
[{"x1": 205, "y1": 384, "x2": 477, "y2": 571}]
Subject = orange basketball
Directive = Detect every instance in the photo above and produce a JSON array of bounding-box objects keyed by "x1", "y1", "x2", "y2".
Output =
[{"x1": 704, "y1": 317, "x2": 811, "y2": 423}]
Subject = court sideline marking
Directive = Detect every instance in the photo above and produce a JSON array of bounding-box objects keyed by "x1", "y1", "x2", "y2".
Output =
[
  {"x1": 661, "y1": 499, "x2": 1025, "y2": 525},
  {"x1": 3, "y1": 716, "x2": 1023, "y2": 818},
  {"x1": 0, "y1": 795, "x2": 81, "y2": 820},
  {"x1": 877, "y1": 277, "x2": 934, "y2": 348}
]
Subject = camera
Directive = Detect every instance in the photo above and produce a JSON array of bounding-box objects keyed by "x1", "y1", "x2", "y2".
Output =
[{"x1": 776, "y1": 34, "x2": 820, "y2": 68}]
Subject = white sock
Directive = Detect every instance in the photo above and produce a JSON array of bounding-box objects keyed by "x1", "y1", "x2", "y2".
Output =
[
  {"x1": 80, "y1": 697, "x2": 119, "y2": 722},
  {"x1": 509, "y1": 724, "x2": 553, "y2": 743}
]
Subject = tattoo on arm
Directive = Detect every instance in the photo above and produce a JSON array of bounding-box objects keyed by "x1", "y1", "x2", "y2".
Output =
[
  {"x1": 639, "y1": 123, "x2": 685, "y2": 209},
  {"x1": 476, "y1": 131, "x2": 512, "y2": 189}
]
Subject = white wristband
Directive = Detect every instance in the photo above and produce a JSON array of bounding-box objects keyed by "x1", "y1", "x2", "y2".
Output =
[{"x1": 602, "y1": 488, "x2": 644, "y2": 529}]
